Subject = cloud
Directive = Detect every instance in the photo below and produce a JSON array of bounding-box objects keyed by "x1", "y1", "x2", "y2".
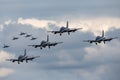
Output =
[
  {"x1": 0, "y1": 24, "x2": 4, "y2": 31},
  {"x1": 17, "y1": 18, "x2": 57, "y2": 30},
  {"x1": 84, "y1": 42, "x2": 120, "y2": 62},
  {"x1": 68, "y1": 17, "x2": 120, "y2": 36},
  {"x1": 16, "y1": 17, "x2": 120, "y2": 36},
  {"x1": 0, "y1": 50, "x2": 15, "y2": 63},
  {"x1": 0, "y1": 0, "x2": 120, "y2": 18},
  {"x1": 0, "y1": 17, "x2": 120, "y2": 80},
  {"x1": 0, "y1": 19, "x2": 15, "y2": 31},
  {"x1": 75, "y1": 65, "x2": 111, "y2": 80},
  {"x1": 0, "y1": 0, "x2": 120, "y2": 79},
  {"x1": 0, "y1": 68, "x2": 14, "y2": 78},
  {"x1": 1, "y1": 17, "x2": 120, "y2": 36},
  {"x1": 4, "y1": 20, "x2": 12, "y2": 25}
]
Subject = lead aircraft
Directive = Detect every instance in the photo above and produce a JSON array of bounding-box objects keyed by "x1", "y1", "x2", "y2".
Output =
[{"x1": 48, "y1": 21, "x2": 82, "y2": 36}]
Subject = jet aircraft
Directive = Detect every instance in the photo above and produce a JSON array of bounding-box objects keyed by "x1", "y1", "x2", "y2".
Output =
[
  {"x1": 28, "y1": 35, "x2": 62, "y2": 49},
  {"x1": 6, "y1": 49, "x2": 40, "y2": 64},
  {"x1": 12, "y1": 37, "x2": 19, "y2": 40},
  {"x1": 19, "y1": 32, "x2": 26, "y2": 35},
  {"x1": 25, "y1": 34, "x2": 32, "y2": 37},
  {"x1": 48, "y1": 21, "x2": 82, "y2": 36},
  {"x1": 3, "y1": 44, "x2": 10, "y2": 48},
  {"x1": 30, "y1": 37, "x2": 37, "y2": 40},
  {"x1": 83, "y1": 30, "x2": 118, "y2": 45}
]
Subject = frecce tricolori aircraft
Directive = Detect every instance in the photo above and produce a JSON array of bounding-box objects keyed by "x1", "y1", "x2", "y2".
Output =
[
  {"x1": 28, "y1": 35, "x2": 62, "y2": 49},
  {"x1": 48, "y1": 21, "x2": 82, "y2": 36},
  {"x1": 83, "y1": 30, "x2": 118, "y2": 45},
  {"x1": 6, "y1": 49, "x2": 40, "y2": 64}
]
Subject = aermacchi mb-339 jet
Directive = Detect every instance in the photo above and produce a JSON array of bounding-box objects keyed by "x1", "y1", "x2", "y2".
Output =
[
  {"x1": 6, "y1": 49, "x2": 40, "y2": 64},
  {"x1": 3, "y1": 44, "x2": 10, "y2": 48},
  {"x1": 19, "y1": 32, "x2": 26, "y2": 36},
  {"x1": 25, "y1": 34, "x2": 32, "y2": 37},
  {"x1": 12, "y1": 37, "x2": 19, "y2": 40},
  {"x1": 83, "y1": 30, "x2": 118, "y2": 45},
  {"x1": 48, "y1": 21, "x2": 82, "y2": 36},
  {"x1": 30, "y1": 37, "x2": 37, "y2": 40},
  {"x1": 28, "y1": 35, "x2": 62, "y2": 49}
]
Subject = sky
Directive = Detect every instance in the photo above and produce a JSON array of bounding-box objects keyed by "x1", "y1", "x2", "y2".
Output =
[{"x1": 0, "y1": 0, "x2": 120, "y2": 80}]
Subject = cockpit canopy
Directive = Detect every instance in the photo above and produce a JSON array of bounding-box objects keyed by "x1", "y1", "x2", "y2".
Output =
[
  {"x1": 60, "y1": 27, "x2": 66, "y2": 31},
  {"x1": 41, "y1": 41, "x2": 46, "y2": 44},
  {"x1": 18, "y1": 55, "x2": 23, "y2": 59},
  {"x1": 96, "y1": 36, "x2": 101, "y2": 40}
]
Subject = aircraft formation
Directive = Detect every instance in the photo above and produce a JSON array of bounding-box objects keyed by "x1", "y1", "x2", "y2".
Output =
[{"x1": 3, "y1": 21, "x2": 118, "y2": 64}]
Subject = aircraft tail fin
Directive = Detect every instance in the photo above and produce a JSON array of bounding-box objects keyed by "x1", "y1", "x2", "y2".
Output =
[
  {"x1": 66, "y1": 21, "x2": 69, "y2": 28},
  {"x1": 24, "y1": 49, "x2": 26, "y2": 56},
  {"x1": 47, "y1": 35, "x2": 49, "y2": 42},
  {"x1": 102, "y1": 30, "x2": 104, "y2": 37}
]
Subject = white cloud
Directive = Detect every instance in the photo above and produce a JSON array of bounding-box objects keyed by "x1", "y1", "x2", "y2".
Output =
[
  {"x1": 0, "y1": 17, "x2": 119, "y2": 36},
  {"x1": 76, "y1": 65, "x2": 110, "y2": 80},
  {"x1": 69, "y1": 17, "x2": 120, "y2": 36},
  {"x1": 0, "y1": 19, "x2": 15, "y2": 31},
  {"x1": 17, "y1": 18, "x2": 57, "y2": 30},
  {"x1": 0, "y1": 68, "x2": 14, "y2": 77},
  {"x1": 0, "y1": 50, "x2": 15, "y2": 63},
  {"x1": 0, "y1": 17, "x2": 119, "y2": 80},
  {"x1": 17, "y1": 17, "x2": 120, "y2": 36},
  {"x1": 4, "y1": 20, "x2": 12, "y2": 25},
  {"x1": 0, "y1": 24, "x2": 4, "y2": 31},
  {"x1": 84, "y1": 41, "x2": 120, "y2": 63}
]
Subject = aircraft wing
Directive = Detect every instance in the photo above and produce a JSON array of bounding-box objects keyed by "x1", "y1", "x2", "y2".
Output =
[
  {"x1": 28, "y1": 45, "x2": 41, "y2": 48},
  {"x1": 83, "y1": 40, "x2": 97, "y2": 43},
  {"x1": 103, "y1": 37, "x2": 118, "y2": 41},
  {"x1": 112, "y1": 37, "x2": 118, "y2": 39},
  {"x1": 49, "y1": 42, "x2": 63, "y2": 46},
  {"x1": 69, "y1": 28, "x2": 82, "y2": 32},
  {"x1": 48, "y1": 31, "x2": 60, "y2": 33},
  {"x1": 6, "y1": 59, "x2": 18, "y2": 62},
  {"x1": 26, "y1": 56, "x2": 40, "y2": 60}
]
